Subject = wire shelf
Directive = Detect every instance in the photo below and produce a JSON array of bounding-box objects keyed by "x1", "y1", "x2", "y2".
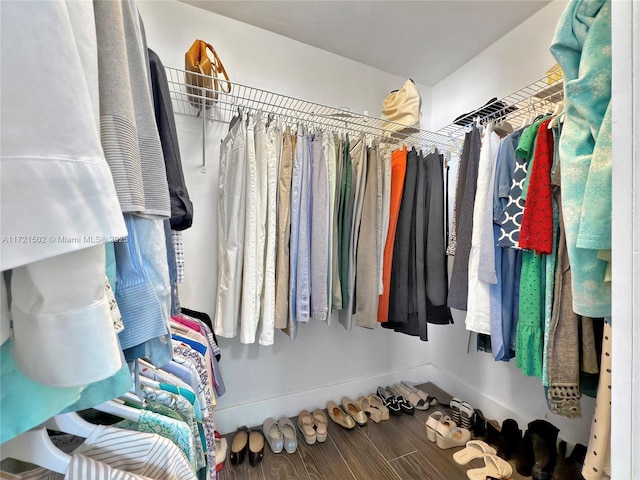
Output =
[
  {"x1": 436, "y1": 74, "x2": 564, "y2": 143},
  {"x1": 165, "y1": 66, "x2": 456, "y2": 153}
]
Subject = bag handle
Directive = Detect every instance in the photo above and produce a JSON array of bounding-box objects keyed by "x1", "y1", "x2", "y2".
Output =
[{"x1": 203, "y1": 42, "x2": 231, "y2": 94}]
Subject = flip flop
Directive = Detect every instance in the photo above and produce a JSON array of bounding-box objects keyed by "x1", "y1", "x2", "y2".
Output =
[
  {"x1": 452, "y1": 440, "x2": 497, "y2": 465},
  {"x1": 466, "y1": 454, "x2": 513, "y2": 480}
]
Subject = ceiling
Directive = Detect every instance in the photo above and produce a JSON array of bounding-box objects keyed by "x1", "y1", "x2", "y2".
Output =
[{"x1": 181, "y1": 1, "x2": 550, "y2": 87}]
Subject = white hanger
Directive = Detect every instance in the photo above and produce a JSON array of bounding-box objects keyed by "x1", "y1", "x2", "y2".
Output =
[
  {"x1": 93, "y1": 398, "x2": 141, "y2": 422},
  {"x1": 0, "y1": 427, "x2": 70, "y2": 474},
  {"x1": 45, "y1": 412, "x2": 96, "y2": 438},
  {"x1": 548, "y1": 101, "x2": 564, "y2": 129}
]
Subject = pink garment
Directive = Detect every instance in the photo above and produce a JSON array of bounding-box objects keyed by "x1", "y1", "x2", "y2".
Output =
[{"x1": 171, "y1": 315, "x2": 204, "y2": 334}]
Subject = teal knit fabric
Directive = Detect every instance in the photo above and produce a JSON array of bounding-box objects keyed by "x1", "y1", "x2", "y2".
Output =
[{"x1": 550, "y1": 0, "x2": 611, "y2": 317}]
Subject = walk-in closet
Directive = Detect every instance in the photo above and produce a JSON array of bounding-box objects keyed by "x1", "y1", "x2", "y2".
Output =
[{"x1": 1, "y1": 1, "x2": 637, "y2": 479}]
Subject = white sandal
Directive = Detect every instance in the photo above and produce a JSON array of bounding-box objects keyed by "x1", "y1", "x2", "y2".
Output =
[
  {"x1": 425, "y1": 411, "x2": 444, "y2": 442},
  {"x1": 466, "y1": 454, "x2": 513, "y2": 480},
  {"x1": 436, "y1": 425, "x2": 470, "y2": 450}
]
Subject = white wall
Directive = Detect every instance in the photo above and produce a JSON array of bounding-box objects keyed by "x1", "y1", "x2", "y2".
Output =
[
  {"x1": 428, "y1": 0, "x2": 594, "y2": 447},
  {"x1": 136, "y1": 0, "x2": 434, "y2": 434}
]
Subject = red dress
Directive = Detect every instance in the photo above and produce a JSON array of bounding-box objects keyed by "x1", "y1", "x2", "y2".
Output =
[{"x1": 519, "y1": 118, "x2": 555, "y2": 254}]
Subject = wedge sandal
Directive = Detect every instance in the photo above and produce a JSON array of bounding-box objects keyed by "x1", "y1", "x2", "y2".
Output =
[
  {"x1": 450, "y1": 397, "x2": 463, "y2": 424},
  {"x1": 311, "y1": 409, "x2": 328, "y2": 443},
  {"x1": 297, "y1": 410, "x2": 317, "y2": 444},
  {"x1": 425, "y1": 410, "x2": 444, "y2": 442}
]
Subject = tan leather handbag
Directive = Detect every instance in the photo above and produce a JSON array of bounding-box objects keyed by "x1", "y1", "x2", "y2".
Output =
[
  {"x1": 185, "y1": 39, "x2": 230, "y2": 108},
  {"x1": 381, "y1": 79, "x2": 422, "y2": 132}
]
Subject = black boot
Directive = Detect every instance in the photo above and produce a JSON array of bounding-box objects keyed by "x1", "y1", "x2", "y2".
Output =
[
  {"x1": 500, "y1": 419, "x2": 522, "y2": 460},
  {"x1": 529, "y1": 420, "x2": 560, "y2": 480},
  {"x1": 516, "y1": 429, "x2": 535, "y2": 477},
  {"x1": 472, "y1": 408, "x2": 487, "y2": 439}
]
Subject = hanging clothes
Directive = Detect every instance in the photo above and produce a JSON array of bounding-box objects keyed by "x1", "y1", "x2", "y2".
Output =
[
  {"x1": 447, "y1": 127, "x2": 482, "y2": 311},
  {"x1": 310, "y1": 134, "x2": 330, "y2": 323},
  {"x1": 274, "y1": 128, "x2": 295, "y2": 330},
  {"x1": 354, "y1": 144, "x2": 381, "y2": 329},
  {"x1": 214, "y1": 115, "x2": 247, "y2": 339},
  {"x1": 466, "y1": 123, "x2": 501, "y2": 334}
]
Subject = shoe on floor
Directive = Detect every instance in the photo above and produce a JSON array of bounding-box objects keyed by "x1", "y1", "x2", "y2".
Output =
[
  {"x1": 215, "y1": 434, "x2": 227, "y2": 472},
  {"x1": 453, "y1": 440, "x2": 497, "y2": 465},
  {"x1": 327, "y1": 400, "x2": 356, "y2": 429},
  {"x1": 425, "y1": 411, "x2": 444, "y2": 442},
  {"x1": 277, "y1": 417, "x2": 297, "y2": 453},
  {"x1": 355, "y1": 396, "x2": 382, "y2": 423},
  {"x1": 393, "y1": 383, "x2": 431, "y2": 410},
  {"x1": 367, "y1": 394, "x2": 390, "y2": 421},
  {"x1": 248, "y1": 429, "x2": 265, "y2": 467},
  {"x1": 312, "y1": 409, "x2": 328, "y2": 442},
  {"x1": 466, "y1": 454, "x2": 513, "y2": 480},
  {"x1": 262, "y1": 417, "x2": 283, "y2": 454},
  {"x1": 386, "y1": 386, "x2": 415, "y2": 415},
  {"x1": 376, "y1": 387, "x2": 402, "y2": 416},
  {"x1": 298, "y1": 410, "x2": 317, "y2": 444},
  {"x1": 341, "y1": 396, "x2": 367, "y2": 425},
  {"x1": 450, "y1": 397, "x2": 462, "y2": 425},
  {"x1": 230, "y1": 426, "x2": 249, "y2": 466}
]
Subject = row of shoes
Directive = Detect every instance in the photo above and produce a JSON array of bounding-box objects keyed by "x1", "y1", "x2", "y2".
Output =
[
  {"x1": 472, "y1": 415, "x2": 589, "y2": 480},
  {"x1": 325, "y1": 395, "x2": 388, "y2": 430}
]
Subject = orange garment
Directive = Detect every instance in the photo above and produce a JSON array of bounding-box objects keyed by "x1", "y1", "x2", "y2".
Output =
[{"x1": 378, "y1": 147, "x2": 407, "y2": 323}]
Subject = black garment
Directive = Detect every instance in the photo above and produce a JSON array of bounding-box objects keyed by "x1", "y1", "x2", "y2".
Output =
[
  {"x1": 424, "y1": 152, "x2": 453, "y2": 325},
  {"x1": 148, "y1": 48, "x2": 194, "y2": 230},
  {"x1": 447, "y1": 127, "x2": 483, "y2": 310},
  {"x1": 387, "y1": 148, "x2": 418, "y2": 327}
]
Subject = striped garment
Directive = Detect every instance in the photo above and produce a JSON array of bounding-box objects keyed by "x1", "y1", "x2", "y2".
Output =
[{"x1": 0, "y1": 453, "x2": 152, "y2": 479}]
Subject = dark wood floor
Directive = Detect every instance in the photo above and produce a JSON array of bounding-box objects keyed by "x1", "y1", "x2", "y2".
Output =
[{"x1": 219, "y1": 383, "x2": 531, "y2": 480}]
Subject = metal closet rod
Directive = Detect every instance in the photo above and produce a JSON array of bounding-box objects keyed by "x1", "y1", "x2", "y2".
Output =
[{"x1": 164, "y1": 66, "x2": 456, "y2": 172}]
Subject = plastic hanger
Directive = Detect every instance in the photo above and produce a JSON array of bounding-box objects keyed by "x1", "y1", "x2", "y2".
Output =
[
  {"x1": 45, "y1": 412, "x2": 96, "y2": 438},
  {"x1": 93, "y1": 398, "x2": 141, "y2": 422},
  {"x1": 0, "y1": 426, "x2": 71, "y2": 474},
  {"x1": 548, "y1": 101, "x2": 564, "y2": 129}
]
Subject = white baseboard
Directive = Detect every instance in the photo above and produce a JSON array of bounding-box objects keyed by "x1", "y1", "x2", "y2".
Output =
[{"x1": 214, "y1": 364, "x2": 431, "y2": 434}]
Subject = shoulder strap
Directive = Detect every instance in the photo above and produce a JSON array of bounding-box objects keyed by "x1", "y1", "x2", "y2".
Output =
[{"x1": 205, "y1": 42, "x2": 231, "y2": 93}]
